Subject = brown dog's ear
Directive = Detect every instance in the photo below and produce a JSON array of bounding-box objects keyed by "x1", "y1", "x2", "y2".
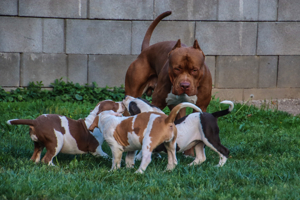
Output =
[
  {"x1": 193, "y1": 40, "x2": 202, "y2": 51},
  {"x1": 172, "y1": 39, "x2": 181, "y2": 50},
  {"x1": 168, "y1": 39, "x2": 182, "y2": 57},
  {"x1": 193, "y1": 39, "x2": 205, "y2": 58},
  {"x1": 88, "y1": 116, "x2": 99, "y2": 132}
]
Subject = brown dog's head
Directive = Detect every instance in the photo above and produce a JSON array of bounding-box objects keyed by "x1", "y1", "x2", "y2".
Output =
[{"x1": 168, "y1": 39, "x2": 206, "y2": 96}]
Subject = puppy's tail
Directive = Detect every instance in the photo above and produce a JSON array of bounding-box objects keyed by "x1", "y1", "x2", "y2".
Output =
[
  {"x1": 141, "y1": 11, "x2": 172, "y2": 51},
  {"x1": 212, "y1": 100, "x2": 234, "y2": 118},
  {"x1": 165, "y1": 103, "x2": 202, "y2": 124},
  {"x1": 7, "y1": 119, "x2": 35, "y2": 126}
]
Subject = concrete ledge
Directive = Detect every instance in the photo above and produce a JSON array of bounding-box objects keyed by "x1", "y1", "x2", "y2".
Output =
[
  {"x1": 244, "y1": 88, "x2": 300, "y2": 100},
  {"x1": 88, "y1": 55, "x2": 137, "y2": 87},
  {"x1": 0, "y1": 17, "x2": 42, "y2": 52},
  {"x1": 21, "y1": 53, "x2": 67, "y2": 87},
  {"x1": 196, "y1": 22, "x2": 257, "y2": 55},
  {"x1": 132, "y1": 21, "x2": 195, "y2": 55},
  {"x1": 66, "y1": 20, "x2": 131, "y2": 54},
  {"x1": 0, "y1": 53, "x2": 20, "y2": 86},
  {"x1": 154, "y1": 0, "x2": 217, "y2": 20},
  {"x1": 90, "y1": 0, "x2": 153, "y2": 20},
  {"x1": 19, "y1": 0, "x2": 87, "y2": 18},
  {"x1": 212, "y1": 88, "x2": 244, "y2": 101}
]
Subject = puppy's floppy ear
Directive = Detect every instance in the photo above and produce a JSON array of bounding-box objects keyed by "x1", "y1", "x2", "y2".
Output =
[{"x1": 88, "y1": 116, "x2": 99, "y2": 132}]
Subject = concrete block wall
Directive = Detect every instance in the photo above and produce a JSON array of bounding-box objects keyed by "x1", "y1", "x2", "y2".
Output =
[{"x1": 1, "y1": 0, "x2": 300, "y2": 101}]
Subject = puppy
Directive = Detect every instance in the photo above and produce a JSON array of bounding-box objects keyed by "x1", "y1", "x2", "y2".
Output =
[
  {"x1": 7, "y1": 100, "x2": 125, "y2": 165},
  {"x1": 123, "y1": 96, "x2": 233, "y2": 167},
  {"x1": 89, "y1": 102, "x2": 202, "y2": 173},
  {"x1": 122, "y1": 95, "x2": 164, "y2": 115}
]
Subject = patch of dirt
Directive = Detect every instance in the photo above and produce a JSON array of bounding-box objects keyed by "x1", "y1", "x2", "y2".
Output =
[{"x1": 235, "y1": 99, "x2": 300, "y2": 116}]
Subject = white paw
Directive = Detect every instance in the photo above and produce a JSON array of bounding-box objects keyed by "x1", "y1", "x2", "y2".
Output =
[{"x1": 134, "y1": 169, "x2": 144, "y2": 174}]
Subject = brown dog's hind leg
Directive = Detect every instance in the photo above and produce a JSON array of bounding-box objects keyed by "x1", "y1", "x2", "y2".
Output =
[
  {"x1": 125, "y1": 60, "x2": 156, "y2": 97},
  {"x1": 30, "y1": 142, "x2": 44, "y2": 163}
]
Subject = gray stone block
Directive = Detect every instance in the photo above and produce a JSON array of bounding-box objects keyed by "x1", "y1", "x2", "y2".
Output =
[
  {"x1": 196, "y1": 22, "x2": 257, "y2": 55},
  {"x1": 68, "y1": 54, "x2": 87, "y2": 85},
  {"x1": 43, "y1": 19, "x2": 64, "y2": 53},
  {"x1": 19, "y1": 0, "x2": 87, "y2": 18},
  {"x1": 90, "y1": 0, "x2": 153, "y2": 19},
  {"x1": 205, "y1": 56, "x2": 215, "y2": 87},
  {"x1": 66, "y1": 20, "x2": 131, "y2": 54},
  {"x1": 258, "y1": 0, "x2": 277, "y2": 21},
  {"x1": 257, "y1": 22, "x2": 300, "y2": 55},
  {"x1": 88, "y1": 55, "x2": 137, "y2": 87},
  {"x1": 215, "y1": 56, "x2": 259, "y2": 88},
  {"x1": 278, "y1": 0, "x2": 300, "y2": 21},
  {"x1": 258, "y1": 56, "x2": 277, "y2": 88},
  {"x1": 0, "y1": 17, "x2": 42, "y2": 52},
  {"x1": 21, "y1": 53, "x2": 67, "y2": 87},
  {"x1": 0, "y1": 53, "x2": 20, "y2": 86},
  {"x1": 0, "y1": 0, "x2": 18, "y2": 15},
  {"x1": 212, "y1": 88, "x2": 244, "y2": 100},
  {"x1": 154, "y1": 0, "x2": 217, "y2": 20},
  {"x1": 218, "y1": 0, "x2": 258, "y2": 21},
  {"x1": 132, "y1": 21, "x2": 195, "y2": 55},
  {"x1": 278, "y1": 56, "x2": 300, "y2": 88}
]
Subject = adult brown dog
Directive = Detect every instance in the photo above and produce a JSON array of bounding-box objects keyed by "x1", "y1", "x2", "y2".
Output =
[{"x1": 125, "y1": 11, "x2": 212, "y2": 118}]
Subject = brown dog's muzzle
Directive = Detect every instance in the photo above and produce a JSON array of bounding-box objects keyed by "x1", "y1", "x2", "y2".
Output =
[{"x1": 180, "y1": 81, "x2": 190, "y2": 94}]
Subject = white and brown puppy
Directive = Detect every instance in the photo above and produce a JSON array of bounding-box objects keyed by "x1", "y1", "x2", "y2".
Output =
[
  {"x1": 123, "y1": 96, "x2": 233, "y2": 167},
  {"x1": 89, "y1": 102, "x2": 202, "y2": 174},
  {"x1": 7, "y1": 100, "x2": 125, "y2": 166},
  {"x1": 122, "y1": 95, "x2": 164, "y2": 115}
]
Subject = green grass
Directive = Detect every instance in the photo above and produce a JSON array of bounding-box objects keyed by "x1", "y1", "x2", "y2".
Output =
[{"x1": 1, "y1": 99, "x2": 300, "y2": 199}]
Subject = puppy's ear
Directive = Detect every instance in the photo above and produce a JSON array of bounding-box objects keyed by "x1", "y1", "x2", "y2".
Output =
[{"x1": 88, "y1": 116, "x2": 99, "y2": 132}]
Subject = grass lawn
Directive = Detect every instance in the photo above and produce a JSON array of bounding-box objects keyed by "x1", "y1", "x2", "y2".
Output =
[{"x1": 1, "y1": 99, "x2": 300, "y2": 199}]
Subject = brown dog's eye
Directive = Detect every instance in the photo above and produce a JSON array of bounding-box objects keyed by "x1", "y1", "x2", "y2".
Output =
[{"x1": 174, "y1": 68, "x2": 180, "y2": 71}]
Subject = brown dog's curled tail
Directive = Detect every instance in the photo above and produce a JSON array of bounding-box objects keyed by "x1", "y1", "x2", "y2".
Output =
[
  {"x1": 7, "y1": 119, "x2": 35, "y2": 126},
  {"x1": 165, "y1": 103, "x2": 202, "y2": 124},
  {"x1": 141, "y1": 11, "x2": 172, "y2": 52}
]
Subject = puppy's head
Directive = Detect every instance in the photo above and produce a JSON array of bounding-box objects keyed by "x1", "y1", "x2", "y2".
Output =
[
  {"x1": 123, "y1": 96, "x2": 164, "y2": 115},
  {"x1": 89, "y1": 110, "x2": 122, "y2": 132},
  {"x1": 94, "y1": 100, "x2": 125, "y2": 115}
]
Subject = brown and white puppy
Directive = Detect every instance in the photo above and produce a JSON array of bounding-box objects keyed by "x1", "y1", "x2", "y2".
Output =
[
  {"x1": 122, "y1": 95, "x2": 164, "y2": 115},
  {"x1": 89, "y1": 102, "x2": 202, "y2": 174},
  {"x1": 123, "y1": 96, "x2": 233, "y2": 167},
  {"x1": 6, "y1": 100, "x2": 125, "y2": 166}
]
